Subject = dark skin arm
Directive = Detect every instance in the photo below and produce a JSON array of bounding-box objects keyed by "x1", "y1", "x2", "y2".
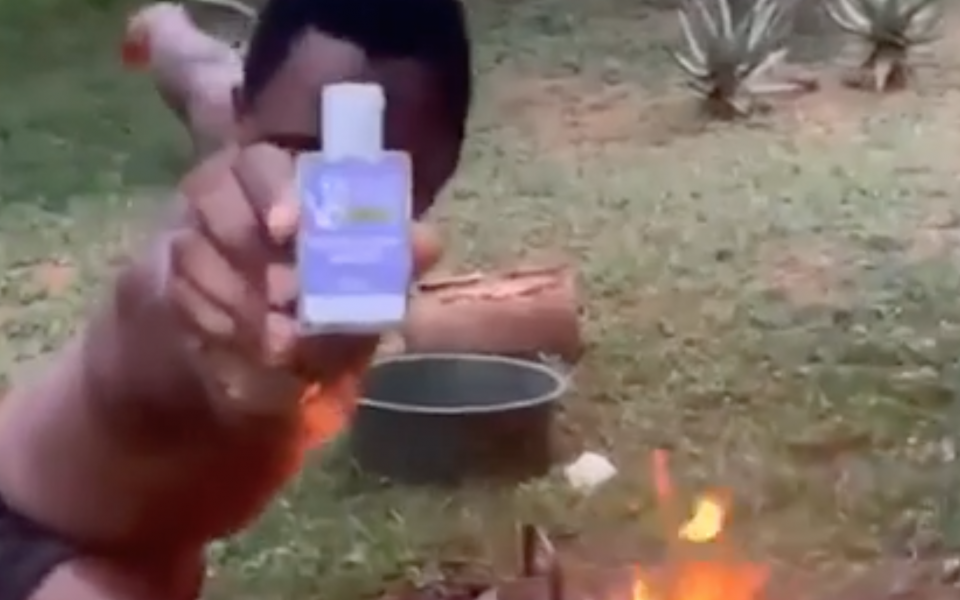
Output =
[
  {"x1": 3, "y1": 157, "x2": 441, "y2": 600},
  {"x1": 33, "y1": 557, "x2": 202, "y2": 600},
  {"x1": 0, "y1": 159, "x2": 441, "y2": 536},
  {"x1": 0, "y1": 29, "x2": 452, "y2": 600},
  {"x1": 0, "y1": 158, "x2": 313, "y2": 548},
  {"x1": 33, "y1": 562, "x2": 150, "y2": 600}
]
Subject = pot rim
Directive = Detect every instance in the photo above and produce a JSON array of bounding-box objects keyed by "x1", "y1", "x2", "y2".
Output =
[{"x1": 359, "y1": 353, "x2": 570, "y2": 415}]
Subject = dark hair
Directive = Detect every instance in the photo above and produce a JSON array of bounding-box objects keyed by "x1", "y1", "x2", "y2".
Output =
[{"x1": 240, "y1": 0, "x2": 473, "y2": 141}]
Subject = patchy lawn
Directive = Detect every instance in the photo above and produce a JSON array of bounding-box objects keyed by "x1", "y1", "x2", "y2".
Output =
[{"x1": 5, "y1": 0, "x2": 960, "y2": 598}]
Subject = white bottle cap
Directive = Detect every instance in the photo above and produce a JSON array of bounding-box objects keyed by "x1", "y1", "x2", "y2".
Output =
[{"x1": 321, "y1": 83, "x2": 386, "y2": 160}]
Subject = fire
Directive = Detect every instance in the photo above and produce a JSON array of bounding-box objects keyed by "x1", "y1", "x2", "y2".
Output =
[
  {"x1": 299, "y1": 378, "x2": 358, "y2": 450},
  {"x1": 679, "y1": 494, "x2": 727, "y2": 543},
  {"x1": 631, "y1": 451, "x2": 768, "y2": 600}
]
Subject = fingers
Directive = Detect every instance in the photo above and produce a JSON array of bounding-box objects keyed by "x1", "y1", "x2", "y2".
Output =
[
  {"x1": 167, "y1": 273, "x2": 237, "y2": 343},
  {"x1": 168, "y1": 230, "x2": 265, "y2": 348},
  {"x1": 266, "y1": 192, "x2": 300, "y2": 244},
  {"x1": 412, "y1": 223, "x2": 443, "y2": 277},
  {"x1": 173, "y1": 145, "x2": 445, "y2": 386},
  {"x1": 232, "y1": 143, "x2": 297, "y2": 236},
  {"x1": 260, "y1": 312, "x2": 300, "y2": 368},
  {"x1": 188, "y1": 174, "x2": 264, "y2": 270},
  {"x1": 186, "y1": 144, "x2": 297, "y2": 270}
]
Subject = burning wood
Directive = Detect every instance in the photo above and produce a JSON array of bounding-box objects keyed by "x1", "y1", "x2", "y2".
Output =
[
  {"x1": 633, "y1": 450, "x2": 767, "y2": 600},
  {"x1": 121, "y1": 2, "x2": 254, "y2": 159},
  {"x1": 492, "y1": 452, "x2": 767, "y2": 600},
  {"x1": 520, "y1": 524, "x2": 565, "y2": 600},
  {"x1": 520, "y1": 523, "x2": 557, "y2": 578},
  {"x1": 389, "y1": 451, "x2": 960, "y2": 600}
]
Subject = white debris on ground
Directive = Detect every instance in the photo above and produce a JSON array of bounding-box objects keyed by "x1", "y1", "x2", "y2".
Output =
[{"x1": 563, "y1": 451, "x2": 617, "y2": 492}]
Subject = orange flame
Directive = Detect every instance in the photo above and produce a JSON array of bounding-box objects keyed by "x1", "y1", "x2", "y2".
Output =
[
  {"x1": 679, "y1": 493, "x2": 727, "y2": 543},
  {"x1": 652, "y1": 449, "x2": 674, "y2": 502},
  {"x1": 298, "y1": 377, "x2": 357, "y2": 450},
  {"x1": 632, "y1": 451, "x2": 767, "y2": 600},
  {"x1": 648, "y1": 560, "x2": 767, "y2": 600}
]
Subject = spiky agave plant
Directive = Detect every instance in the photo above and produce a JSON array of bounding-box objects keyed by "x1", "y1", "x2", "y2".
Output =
[
  {"x1": 672, "y1": 0, "x2": 795, "y2": 119},
  {"x1": 824, "y1": 0, "x2": 942, "y2": 92}
]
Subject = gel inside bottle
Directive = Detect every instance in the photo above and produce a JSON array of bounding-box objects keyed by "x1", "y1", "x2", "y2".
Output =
[{"x1": 295, "y1": 83, "x2": 412, "y2": 334}]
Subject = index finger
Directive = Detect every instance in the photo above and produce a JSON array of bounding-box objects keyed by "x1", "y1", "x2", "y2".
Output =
[{"x1": 232, "y1": 142, "x2": 298, "y2": 241}]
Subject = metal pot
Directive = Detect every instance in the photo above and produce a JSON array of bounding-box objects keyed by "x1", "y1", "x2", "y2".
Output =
[{"x1": 349, "y1": 353, "x2": 569, "y2": 486}]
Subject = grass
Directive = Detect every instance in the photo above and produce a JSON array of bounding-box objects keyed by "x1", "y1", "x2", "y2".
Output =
[{"x1": 5, "y1": 0, "x2": 960, "y2": 598}]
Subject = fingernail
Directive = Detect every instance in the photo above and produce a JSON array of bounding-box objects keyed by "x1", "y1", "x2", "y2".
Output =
[
  {"x1": 267, "y1": 190, "x2": 300, "y2": 242},
  {"x1": 262, "y1": 312, "x2": 297, "y2": 367}
]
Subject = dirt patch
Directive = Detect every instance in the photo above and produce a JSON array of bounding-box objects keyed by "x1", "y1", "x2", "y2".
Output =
[
  {"x1": 904, "y1": 207, "x2": 960, "y2": 263},
  {"x1": 30, "y1": 260, "x2": 75, "y2": 297},
  {"x1": 772, "y1": 75, "x2": 881, "y2": 144},
  {"x1": 756, "y1": 240, "x2": 852, "y2": 308},
  {"x1": 926, "y1": 5, "x2": 960, "y2": 70},
  {"x1": 492, "y1": 74, "x2": 706, "y2": 158}
]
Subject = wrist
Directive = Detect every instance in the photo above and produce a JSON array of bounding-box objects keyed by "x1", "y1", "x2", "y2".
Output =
[
  {"x1": 91, "y1": 235, "x2": 307, "y2": 434},
  {"x1": 81, "y1": 250, "x2": 212, "y2": 445}
]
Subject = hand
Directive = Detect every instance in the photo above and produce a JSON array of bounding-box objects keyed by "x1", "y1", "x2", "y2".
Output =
[{"x1": 165, "y1": 144, "x2": 442, "y2": 416}]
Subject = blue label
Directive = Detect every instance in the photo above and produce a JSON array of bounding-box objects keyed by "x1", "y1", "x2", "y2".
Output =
[{"x1": 295, "y1": 152, "x2": 412, "y2": 302}]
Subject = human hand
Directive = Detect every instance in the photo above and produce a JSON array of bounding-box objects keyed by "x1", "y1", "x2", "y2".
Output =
[{"x1": 165, "y1": 144, "x2": 442, "y2": 416}]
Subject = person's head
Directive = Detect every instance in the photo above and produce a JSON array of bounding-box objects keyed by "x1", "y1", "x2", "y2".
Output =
[{"x1": 232, "y1": 0, "x2": 472, "y2": 217}]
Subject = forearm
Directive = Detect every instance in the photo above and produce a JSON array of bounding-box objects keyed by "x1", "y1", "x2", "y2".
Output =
[
  {"x1": 0, "y1": 249, "x2": 209, "y2": 448},
  {"x1": 33, "y1": 184, "x2": 378, "y2": 446},
  {"x1": 79, "y1": 248, "x2": 215, "y2": 446},
  {"x1": 71, "y1": 238, "x2": 302, "y2": 446}
]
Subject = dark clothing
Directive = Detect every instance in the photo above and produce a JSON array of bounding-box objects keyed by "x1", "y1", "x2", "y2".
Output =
[{"x1": 0, "y1": 493, "x2": 76, "y2": 600}]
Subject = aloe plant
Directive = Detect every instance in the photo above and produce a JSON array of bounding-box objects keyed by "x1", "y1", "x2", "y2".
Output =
[
  {"x1": 824, "y1": 0, "x2": 943, "y2": 92},
  {"x1": 671, "y1": 0, "x2": 796, "y2": 119}
]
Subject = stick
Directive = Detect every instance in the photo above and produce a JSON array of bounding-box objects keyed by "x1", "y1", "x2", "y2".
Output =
[
  {"x1": 546, "y1": 555, "x2": 564, "y2": 600},
  {"x1": 518, "y1": 524, "x2": 564, "y2": 600},
  {"x1": 520, "y1": 523, "x2": 539, "y2": 577},
  {"x1": 652, "y1": 449, "x2": 683, "y2": 600},
  {"x1": 652, "y1": 449, "x2": 681, "y2": 548}
]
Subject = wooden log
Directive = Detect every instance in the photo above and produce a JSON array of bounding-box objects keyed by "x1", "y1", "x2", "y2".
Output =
[{"x1": 402, "y1": 262, "x2": 584, "y2": 364}]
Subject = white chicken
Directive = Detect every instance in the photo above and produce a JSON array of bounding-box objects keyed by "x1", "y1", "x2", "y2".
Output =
[{"x1": 121, "y1": 1, "x2": 255, "y2": 159}]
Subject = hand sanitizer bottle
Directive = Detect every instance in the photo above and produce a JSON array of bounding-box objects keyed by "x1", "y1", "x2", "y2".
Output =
[{"x1": 295, "y1": 82, "x2": 413, "y2": 334}]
